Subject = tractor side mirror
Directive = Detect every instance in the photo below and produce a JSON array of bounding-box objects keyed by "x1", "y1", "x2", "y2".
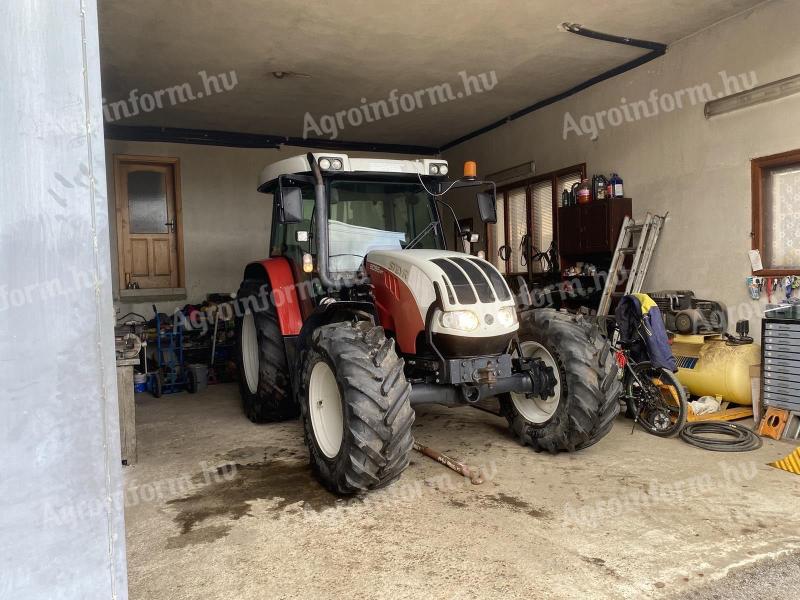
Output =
[
  {"x1": 476, "y1": 192, "x2": 497, "y2": 224},
  {"x1": 279, "y1": 186, "x2": 303, "y2": 224}
]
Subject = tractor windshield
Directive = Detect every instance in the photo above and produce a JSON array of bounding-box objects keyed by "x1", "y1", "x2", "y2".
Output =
[{"x1": 327, "y1": 180, "x2": 441, "y2": 272}]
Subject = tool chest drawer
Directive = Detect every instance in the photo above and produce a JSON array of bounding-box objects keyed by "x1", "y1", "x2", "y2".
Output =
[
  {"x1": 763, "y1": 334, "x2": 800, "y2": 348},
  {"x1": 761, "y1": 317, "x2": 800, "y2": 409},
  {"x1": 765, "y1": 321, "x2": 800, "y2": 334},
  {"x1": 763, "y1": 394, "x2": 800, "y2": 411},
  {"x1": 763, "y1": 370, "x2": 800, "y2": 385},
  {"x1": 763, "y1": 357, "x2": 800, "y2": 373}
]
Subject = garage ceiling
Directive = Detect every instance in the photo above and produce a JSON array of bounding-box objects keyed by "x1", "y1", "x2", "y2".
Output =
[{"x1": 99, "y1": 0, "x2": 763, "y2": 149}]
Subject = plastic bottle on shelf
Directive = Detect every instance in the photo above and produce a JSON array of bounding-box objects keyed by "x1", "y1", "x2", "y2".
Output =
[
  {"x1": 576, "y1": 179, "x2": 591, "y2": 204},
  {"x1": 608, "y1": 172, "x2": 624, "y2": 197}
]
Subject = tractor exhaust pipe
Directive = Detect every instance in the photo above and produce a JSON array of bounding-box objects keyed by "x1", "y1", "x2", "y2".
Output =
[{"x1": 307, "y1": 153, "x2": 336, "y2": 290}]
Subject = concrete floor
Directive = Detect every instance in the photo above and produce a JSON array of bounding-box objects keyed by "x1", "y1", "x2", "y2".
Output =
[{"x1": 125, "y1": 385, "x2": 800, "y2": 600}]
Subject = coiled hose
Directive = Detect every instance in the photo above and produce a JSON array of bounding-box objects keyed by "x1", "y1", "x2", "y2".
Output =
[{"x1": 679, "y1": 421, "x2": 763, "y2": 452}]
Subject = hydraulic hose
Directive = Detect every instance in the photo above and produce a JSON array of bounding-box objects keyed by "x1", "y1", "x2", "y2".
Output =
[{"x1": 679, "y1": 422, "x2": 763, "y2": 452}]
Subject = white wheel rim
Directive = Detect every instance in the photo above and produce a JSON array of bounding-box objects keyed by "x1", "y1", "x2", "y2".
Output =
[
  {"x1": 511, "y1": 341, "x2": 562, "y2": 424},
  {"x1": 241, "y1": 310, "x2": 259, "y2": 395},
  {"x1": 309, "y1": 361, "x2": 344, "y2": 458}
]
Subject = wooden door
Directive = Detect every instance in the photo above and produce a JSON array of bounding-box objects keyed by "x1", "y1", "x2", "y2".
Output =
[{"x1": 116, "y1": 161, "x2": 181, "y2": 289}]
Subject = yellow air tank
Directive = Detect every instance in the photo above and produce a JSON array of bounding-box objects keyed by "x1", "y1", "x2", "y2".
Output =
[{"x1": 671, "y1": 335, "x2": 761, "y2": 405}]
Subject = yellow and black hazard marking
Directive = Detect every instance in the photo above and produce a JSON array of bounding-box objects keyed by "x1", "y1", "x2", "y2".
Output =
[{"x1": 769, "y1": 447, "x2": 800, "y2": 475}]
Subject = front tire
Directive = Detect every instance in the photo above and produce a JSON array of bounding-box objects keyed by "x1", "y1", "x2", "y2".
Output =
[
  {"x1": 235, "y1": 279, "x2": 298, "y2": 423},
  {"x1": 500, "y1": 308, "x2": 622, "y2": 452},
  {"x1": 299, "y1": 321, "x2": 414, "y2": 495}
]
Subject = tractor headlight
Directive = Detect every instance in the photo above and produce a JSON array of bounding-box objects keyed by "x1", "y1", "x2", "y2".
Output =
[
  {"x1": 497, "y1": 306, "x2": 517, "y2": 328},
  {"x1": 318, "y1": 158, "x2": 331, "y2": 170},
  {"x1": 440, "y1": 310, "x2": 479, "y2": 332},
  {"x1": 429, "y1": 164, "x2": 440, "y2": 175}
]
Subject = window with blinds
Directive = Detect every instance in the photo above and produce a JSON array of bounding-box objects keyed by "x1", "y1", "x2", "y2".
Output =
[
  {"x1": 492, "y1": 199, "x2": 506, "y2": 273},
  {"x1": 486, "y1": 164, "x2": 585, "y2": 276},
  {"x1": 530, "y1": 181, "x2": 552, "y2": 273},
  {"x1": 557, "y1": 172, "x2": 582, "y2": 206},
  {"x1": 507, "y1": 187, "x2": 527, "y2": 274}
]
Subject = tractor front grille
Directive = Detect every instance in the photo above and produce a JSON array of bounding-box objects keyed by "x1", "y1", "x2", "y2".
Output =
[{"x1": 432, "y1": 257, "x2": 511, "y2": 305}]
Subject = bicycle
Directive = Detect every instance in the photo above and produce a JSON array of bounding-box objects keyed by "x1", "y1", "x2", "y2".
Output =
[{"x1": 613, "y1": 337, "x2": 688, "y2": 438}]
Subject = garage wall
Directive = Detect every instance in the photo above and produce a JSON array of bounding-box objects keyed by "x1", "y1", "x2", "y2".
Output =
[
  {"x1": 106, "y1": 141, "x2": 419, "y2": 316},
  {"x1": 1, "y1": 0, "x2": 128, "y2": 597},
  {"x1": 443, "y1": 0, "x2": 800, "y2": 338}
]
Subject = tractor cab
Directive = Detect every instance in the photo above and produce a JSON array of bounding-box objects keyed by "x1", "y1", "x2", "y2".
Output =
[{"x1": 259, "y1": 153, "x2": 495, "y2": 289}]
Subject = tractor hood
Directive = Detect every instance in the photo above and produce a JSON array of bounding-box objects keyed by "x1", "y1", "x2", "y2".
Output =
[{"x1": 365, "y1": 249, "x2": 518, "y2": 356}]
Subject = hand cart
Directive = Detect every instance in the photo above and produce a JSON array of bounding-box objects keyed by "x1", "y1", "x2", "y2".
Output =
[{"x1": 148, "y1": 304, "x2": 198, "y2": 397}]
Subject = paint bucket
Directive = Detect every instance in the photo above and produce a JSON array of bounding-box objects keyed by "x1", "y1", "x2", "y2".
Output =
[
  {"x1": 188, "y1": 364, "x2": 208, "y2": 393},
  {"x1": 133, "y1": 372, "x2": 147, "y2": 393}
]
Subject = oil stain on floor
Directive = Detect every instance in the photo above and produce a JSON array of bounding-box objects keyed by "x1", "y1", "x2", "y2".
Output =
[
  {"x1": 165, "y1": 458, "x2": 347, "y2": 549},
  {"x1": 482, "y1": 492, "x2": 552, "y2": 519}
]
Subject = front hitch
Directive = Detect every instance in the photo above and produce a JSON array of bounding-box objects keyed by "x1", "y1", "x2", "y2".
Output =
[{"x1": 408, "y1": 353, "x2": 558, "y2": 408}]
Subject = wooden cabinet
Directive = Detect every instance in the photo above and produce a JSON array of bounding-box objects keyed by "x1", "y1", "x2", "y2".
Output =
[
  {"x1": 557, "y1": 206, "x2": 581, "y2": 256},
  {"x1": 557, "y1": 198, "x2": 632, "y2": 256}
]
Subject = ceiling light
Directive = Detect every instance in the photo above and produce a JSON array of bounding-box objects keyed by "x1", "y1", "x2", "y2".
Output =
[{"x1": 705, "y1": 73, "x2": 800, "y2": 118}]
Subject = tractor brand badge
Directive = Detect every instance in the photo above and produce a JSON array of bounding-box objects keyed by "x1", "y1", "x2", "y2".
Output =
[
  {"x1": 368, "y1": 263, "x2": 383, "y2": 274},
  {"x1": 387, "y1": 261, "x2": 409, "y2": 281}
]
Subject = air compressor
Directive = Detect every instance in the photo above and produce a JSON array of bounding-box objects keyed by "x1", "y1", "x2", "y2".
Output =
[{"x1": 671, "y1": 333, "x2": 760, "y2": 406}]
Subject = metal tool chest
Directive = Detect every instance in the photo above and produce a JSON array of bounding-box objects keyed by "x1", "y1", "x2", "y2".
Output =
[{"x1": 761, "y1": 317, "x2": 800, "y2": 411}]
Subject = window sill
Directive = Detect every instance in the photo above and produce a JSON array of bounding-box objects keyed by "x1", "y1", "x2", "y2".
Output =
[
  {"x1": 753, "y1": 270, "x2": 800, "y2": 277},
  {"x1": 117, "y1": 287, "x2": 187, "y2": 302}
]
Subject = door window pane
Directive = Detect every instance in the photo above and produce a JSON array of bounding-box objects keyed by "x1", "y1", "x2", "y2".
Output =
[
  {"x1": 128, "y1": 171, "x2": 168, "y2": 234},
  {"x1": 763, "y1": 164, "x2": 800, "y2": 269}
]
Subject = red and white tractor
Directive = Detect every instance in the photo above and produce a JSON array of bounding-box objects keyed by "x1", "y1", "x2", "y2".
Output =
[{"x1": 234, "y1": 153, "x2": 621, "y2": 494}]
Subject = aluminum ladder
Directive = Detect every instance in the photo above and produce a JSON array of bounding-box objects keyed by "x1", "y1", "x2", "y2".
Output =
[{"x1": 597, "y1": 212, "x2": 665, "y2": 317}]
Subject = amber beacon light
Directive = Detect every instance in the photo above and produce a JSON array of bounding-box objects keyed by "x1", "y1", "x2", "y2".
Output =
[{"x1": 463, "y1": 160, "x2": 477, "y2": 179}]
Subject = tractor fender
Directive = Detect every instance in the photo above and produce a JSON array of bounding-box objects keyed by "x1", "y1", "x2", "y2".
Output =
[
  {"x1": 290, "y1": 301, "x2": 376, "y2": 399},
  {"x1": 242, "y1": 257, "x2": 303, "y2": 336},
  {"x1": 292, "y1": 301, "x2": 376, "y2": 372}
]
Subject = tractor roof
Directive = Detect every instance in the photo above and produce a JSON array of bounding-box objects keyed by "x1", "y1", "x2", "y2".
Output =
[{"x1": 258, "y1": 153, "x2": 448, "y2": 187}]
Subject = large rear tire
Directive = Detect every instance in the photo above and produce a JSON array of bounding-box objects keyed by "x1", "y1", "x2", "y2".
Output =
[
  {"x1": 235, "y1": 279, "x2": 298, "y2": 423},
  {"x1": 500, "y1": 308, "x2": 622, "y2": 452},
  {"x1": 299, "y1": 321, "x2": 414, "y2": 495}
]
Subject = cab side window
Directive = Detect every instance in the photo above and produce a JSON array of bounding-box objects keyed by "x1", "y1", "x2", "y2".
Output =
[{"x1": 270, "y1": 184, "x2": 316, "y2": 267}]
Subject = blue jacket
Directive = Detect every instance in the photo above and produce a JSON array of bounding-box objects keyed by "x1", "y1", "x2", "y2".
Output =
[{"x1": 615, "y1": 294, "x2": 677, "y2": 372}]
